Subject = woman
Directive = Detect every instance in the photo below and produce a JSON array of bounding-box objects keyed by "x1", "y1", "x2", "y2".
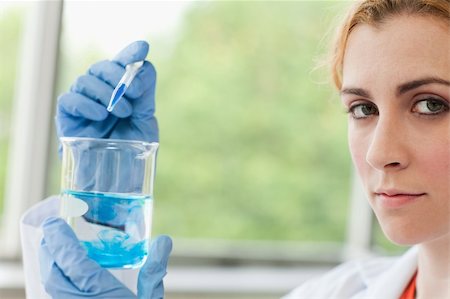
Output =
[
  {"x1": 21, "y1": 0, "x2": 449, "y2": 298},
  {"x1": 284, "y1": 0, "x2": 449, "y2": 298}
]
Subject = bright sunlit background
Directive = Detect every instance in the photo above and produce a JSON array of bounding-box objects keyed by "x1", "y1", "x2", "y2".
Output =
[
  {"x1": 53, "y1": 0, "x2": 352, "y2": 243},
  {"x1": 0, "y1": 1, "x2": 406, "y2": 298}
]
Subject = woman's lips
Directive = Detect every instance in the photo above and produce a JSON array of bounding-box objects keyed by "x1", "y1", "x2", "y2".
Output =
[{"x1": 374, "y1": 192, "x2": 426, "y2": 208}]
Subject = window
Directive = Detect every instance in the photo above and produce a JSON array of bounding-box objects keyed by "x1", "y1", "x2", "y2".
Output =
[
  {"x1": 0, "y1": 0, "x2": 404, "y2": 265},
  {"x1": 0, "y1": 1, "x2": 405, "y2": 297},
  {"x1": 0, "y1": 1, "x2": 62, "y2": 258},
  {"x1": 48, "y1": 1, "x2": 355, "y2": 254}
]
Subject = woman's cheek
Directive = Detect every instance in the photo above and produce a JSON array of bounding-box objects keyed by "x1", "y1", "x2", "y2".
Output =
[{"x1": 417, "y1": 140, "x2": 450, "y2": 190}]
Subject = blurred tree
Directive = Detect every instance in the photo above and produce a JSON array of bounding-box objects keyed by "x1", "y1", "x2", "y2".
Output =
[{"x1": 153, "y1": 1, "x2": 352, "y2": 242}]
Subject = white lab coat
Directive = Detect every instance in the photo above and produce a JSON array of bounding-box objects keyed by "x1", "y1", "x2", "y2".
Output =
[
  {"x1": 283, "y1": 246, "x2": 418, "y2": 299},
  {"x1": 21, "y1": 196, "x2": 418, "y2": 299},
  {"x1": 20, "y1": 196, "x2": 139, "y2": 299}
]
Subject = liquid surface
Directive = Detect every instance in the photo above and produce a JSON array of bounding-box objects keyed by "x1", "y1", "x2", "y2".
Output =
[{"x1": 62, "y1": 190, "x2": 152, "y2": 268}]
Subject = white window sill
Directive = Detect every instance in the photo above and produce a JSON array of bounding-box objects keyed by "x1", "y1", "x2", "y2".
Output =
[{"x1": 0, "y1": 262, "x2": 332, "y2": 299}]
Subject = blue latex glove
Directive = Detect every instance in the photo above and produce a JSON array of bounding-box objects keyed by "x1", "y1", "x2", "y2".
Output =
[
  {"x1": 56, "y1": 40, "x2": 158, "y2": 144},
  {"x1": 39, "y1": 217, "x2": 172, "y2": 299}
]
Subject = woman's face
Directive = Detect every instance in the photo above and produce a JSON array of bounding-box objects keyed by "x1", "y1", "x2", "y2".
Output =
[{"x1": 341, "y1": 15, "x2": 449, "y2": 246}]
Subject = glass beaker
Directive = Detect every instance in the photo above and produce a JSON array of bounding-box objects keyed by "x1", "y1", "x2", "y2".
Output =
[{"x1": 59, "y1": 137, "x2": 158, "y2": 269}]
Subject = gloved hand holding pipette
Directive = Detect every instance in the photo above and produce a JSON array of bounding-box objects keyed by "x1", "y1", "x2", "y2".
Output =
[{"x1": 56, "y1": 40, "x2": 158, "y2": 146}]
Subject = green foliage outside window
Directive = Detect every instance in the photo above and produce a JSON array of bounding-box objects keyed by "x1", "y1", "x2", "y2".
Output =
[
  {"x1": 52, "y1": 1, "x2": 355, "y2": 243},
  {"x1": 152, "y1": 1, "x2": 352, "y2": 242}
]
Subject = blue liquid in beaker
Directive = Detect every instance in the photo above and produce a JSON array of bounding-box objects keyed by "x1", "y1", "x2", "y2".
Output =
[{"x1": 63, "y1": 190, "x2": 152, "y2": 268}]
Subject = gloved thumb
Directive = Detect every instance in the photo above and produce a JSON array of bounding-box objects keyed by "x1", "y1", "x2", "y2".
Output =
[
  {"x1": 137, "y1": 235, "x2": 172, "y2": 299},
  {"x1": 113, "y1": 40, "x2": 149, "y2": 67},
  {"x1": 41, "y1": 217, "x2": 123, "y2": 293}
]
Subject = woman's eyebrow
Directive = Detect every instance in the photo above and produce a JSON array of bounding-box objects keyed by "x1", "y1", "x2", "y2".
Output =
[
  {"x1": 397, "y1": 77, "x2": 450, "y2": 95},
  {"x1": 340, "y1": 87, "x2": 371, "y2": 98},
  {"x1": 340, "y1": 77, "x2": 450, "y2": 98}
]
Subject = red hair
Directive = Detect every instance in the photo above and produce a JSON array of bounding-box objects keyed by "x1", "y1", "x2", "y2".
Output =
[{"x1": 331, "y1": 0, "x2": 450, "y2": 89}]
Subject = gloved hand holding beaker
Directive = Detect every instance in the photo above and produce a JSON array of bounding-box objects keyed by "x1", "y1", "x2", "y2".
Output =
[
  {"x1": 39, "y1": 217, "x2": 172, "y2": 299},
  {"x1": 56, "y1": 40, "x2": 158, "y2": 145}
]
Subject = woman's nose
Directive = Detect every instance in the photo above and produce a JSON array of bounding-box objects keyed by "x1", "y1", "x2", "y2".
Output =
[{"x1": 365, "y1": 116, "x2": 410, "y2": 171}]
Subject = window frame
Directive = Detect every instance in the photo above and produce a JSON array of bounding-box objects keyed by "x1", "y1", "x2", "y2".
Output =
[
  {"x1": 0, "y1": 1, "x2": 375, "y2": 262},
  {"x1": 0, "y1": 1, "x2": 62, "y2": 259}
]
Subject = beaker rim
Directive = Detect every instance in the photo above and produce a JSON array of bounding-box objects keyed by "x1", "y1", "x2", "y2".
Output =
[{"x1": 60, "y1": 136, "x2": 159, "y2": 148}]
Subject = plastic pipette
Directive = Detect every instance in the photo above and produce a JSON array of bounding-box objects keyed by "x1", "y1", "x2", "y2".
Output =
[{"x1": 107, "y1": 61, "x2": 144, "y2": 112}]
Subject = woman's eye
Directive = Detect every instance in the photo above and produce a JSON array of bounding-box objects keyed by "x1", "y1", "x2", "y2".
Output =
[
  {"x1": 412, "y1": 98, "x2": 449, "y2": 115},
  {"x1": 348, "y1": 103, "x2": 378, "y2": 119}
]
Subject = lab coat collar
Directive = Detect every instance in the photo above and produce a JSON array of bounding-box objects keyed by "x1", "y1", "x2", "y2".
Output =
[{"x1": 363, "y1": 246, "x2": 418, "y2": 298}]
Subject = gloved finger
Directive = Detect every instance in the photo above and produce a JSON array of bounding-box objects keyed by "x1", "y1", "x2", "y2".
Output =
[
  {"x1": 39, "y1": 240, "x2": 80, "y2": 295},
  {"x1": 111, "y1": 116, "x2": 159, "y2": 143},
  {"x1": 71, "y1": 74, "x2": 132, "y2": 118},
  {"x1": 56, "y1": 112, "x2": 119, "y2": 139},
  {"x1": 121, "y1": 61, "x2": 157, "y2": 100},
  {"x1": 40, "y1": 240, "x2": 133, "y2": 298},
  {"x1": 137, "y1": 235, "x2": 172, "y2": 299},
  {"x1": 89, "y1": 60, "x2": 155, "y2": 100},
  {"x1": 131, "y1": 61, "x2": 157, "y2": 97},
  {"x1": 58, "y1": 92, "x2": 109, "y2": 121},
  {"x1": 39, "y1": 239, "x2": 53, "y2": 284},
  {"x1": 88, "y1": 60, "x2": 124, "y2": 90},
  {"x1": 124, "y1": 84, "x2": 156, "y2": 121},
  {"x1": 41, "y1": 217, "x2": 121, "y2": 293},
  {"x1": 112, "y1": 40, "x2": 149, "y2": 67}
]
